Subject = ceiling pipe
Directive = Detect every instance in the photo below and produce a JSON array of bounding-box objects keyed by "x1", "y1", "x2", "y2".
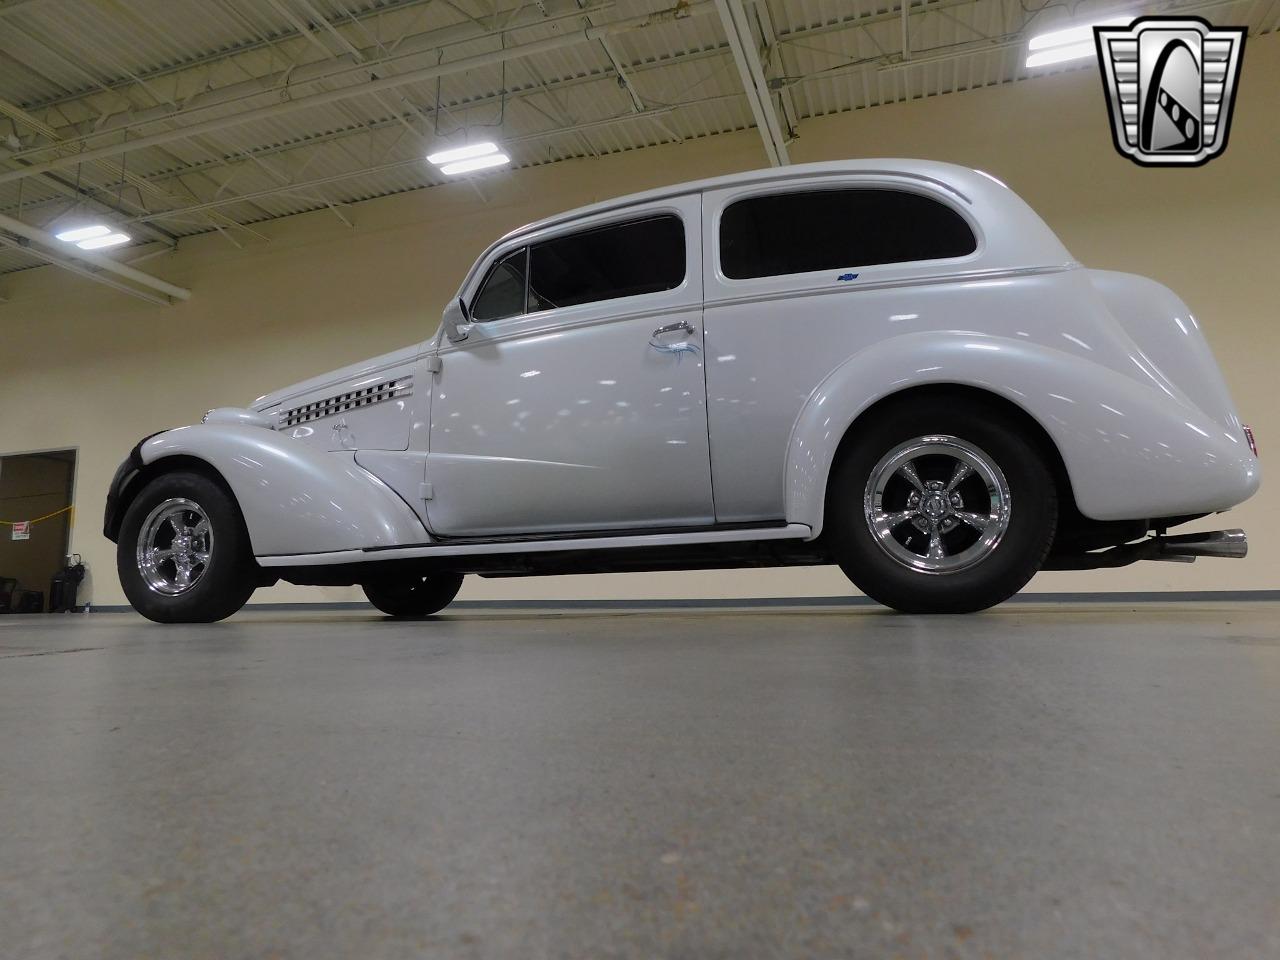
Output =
[
  {"x1": 124, "y1": 108, "x2": 678, "y2": 224},
  {"x1": 0, "y1": 234, "x2": 171, "y2": 306},
  {"x1": 0, "y1": 95, "x2": 183, "y2": 248},
  {"x1": 0, "y1": 210, "x2": 190, "y2": 302},
  {"x1": 7, "y1": 0, "x2": 971, "y2": 214},
  {"x1": 19, "y1": 0, "x2": 971, "y2": 163},
  {"x1": 0, "y1": 0, "x2": 709, "y2": 186},
  {"x1": 21, "y1": 0, "x2": 448, "y2": 112}
]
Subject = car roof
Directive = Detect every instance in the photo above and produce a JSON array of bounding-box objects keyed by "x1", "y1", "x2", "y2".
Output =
[
  {"x1": 457, "y1": 158, "x2": 1074, "y2": 299},
  {"x1": 494, "y1": 159, "x2": 993, "y2": 247}
]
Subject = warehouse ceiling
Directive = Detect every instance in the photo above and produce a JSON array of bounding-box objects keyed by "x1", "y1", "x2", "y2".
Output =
[{"x1": 0, "y1": 0, "x2": 1274, "y2": 299}]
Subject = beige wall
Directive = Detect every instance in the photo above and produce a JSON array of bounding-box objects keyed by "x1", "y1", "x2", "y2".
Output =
[{"x1": 2, "y1": 34, "x2": 1276, "y2": 606}]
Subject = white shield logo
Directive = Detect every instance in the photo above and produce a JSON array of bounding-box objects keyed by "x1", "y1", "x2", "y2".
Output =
[{"x1": 1095, "y1": 16, "x2": 1246, "y2": 166}]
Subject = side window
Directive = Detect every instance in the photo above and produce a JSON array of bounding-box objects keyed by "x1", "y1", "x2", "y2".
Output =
[
  {"x1": 719, "y1": 188, "x2": 977, "y2": 280},
  {"x1": 470, "y1": 247, "x2": 528, "y2": 321},
  {"x1": 528, "y1": 215, "x2": 684, "y2": 312}
]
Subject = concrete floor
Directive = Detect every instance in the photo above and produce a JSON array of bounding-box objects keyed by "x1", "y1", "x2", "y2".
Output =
[{"x1": 1, "y1": 604, "x2": 1278, "y2": 960}]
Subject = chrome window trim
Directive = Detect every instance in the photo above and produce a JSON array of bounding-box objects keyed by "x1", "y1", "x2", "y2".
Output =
[{"x1": 709, "y1": 176, "x2": 987, "y2": 288}]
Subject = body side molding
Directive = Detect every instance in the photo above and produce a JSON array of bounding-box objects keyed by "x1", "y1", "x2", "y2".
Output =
[{"x1": 257, "y1": 522, "x2": 813, "y2": 567}]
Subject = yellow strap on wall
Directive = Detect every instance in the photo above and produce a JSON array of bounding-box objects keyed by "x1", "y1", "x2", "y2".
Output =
[{"x1": 0, "y1": 505, "x2": 75, "y2": 526}]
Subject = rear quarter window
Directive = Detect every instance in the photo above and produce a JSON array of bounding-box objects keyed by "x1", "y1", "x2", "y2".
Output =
[{"x1": 719, "y1": 188, "x2": 977, "y2": 280}]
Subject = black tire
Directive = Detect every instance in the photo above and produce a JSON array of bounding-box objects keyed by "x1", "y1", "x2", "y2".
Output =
[
  {"x1": 826, "y1": 396, "x2": 1058, "y2": 614},
  {"x1": 117, "y1": 470, "x2": 258, "y2": 623},
  {"x1": 362, "y1": 572, "x2": 464, "y2": 618}
]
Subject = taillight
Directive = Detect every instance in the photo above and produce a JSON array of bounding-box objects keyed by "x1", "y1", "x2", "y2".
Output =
[{"x1": 1243, "y1": 424, "x2": 1257, "y2": 457}]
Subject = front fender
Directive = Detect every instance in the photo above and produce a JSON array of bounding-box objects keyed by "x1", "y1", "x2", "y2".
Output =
[
  {"x1": 138, "y1": 424, "x2": 428, "y2": 557},
  {"x1": 785, "y1": 332, "x2": 1259, "y2": 534}
]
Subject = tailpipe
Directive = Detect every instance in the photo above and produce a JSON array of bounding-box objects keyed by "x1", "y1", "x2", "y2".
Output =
[{"x1": 1159, "y1": 528, "x2": 1248, "y2": 560}]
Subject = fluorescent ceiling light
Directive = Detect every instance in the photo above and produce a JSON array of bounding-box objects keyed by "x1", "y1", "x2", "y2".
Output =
[
  {"x1": 1026, "y1": 15, "x2": 1131, "y2": 68},
  {"x1": 427, "y1": 141, "x2": 499, "y2": 166},
  {"x1": 54, "y1": 224, "x2": 111, "y2": 242},
  {"x1": 1026, "y1": 42, "x2": 1098, "y2": 68},
  {"x1": 439, "y1": 152, "x2": 511, "y2": 176},
  {"x1": 76, "y1": 232, "x2": 131, "y2": 250},
  {"x1": 1028, "y1": 16, "x2": 1131, "y2": 51}
]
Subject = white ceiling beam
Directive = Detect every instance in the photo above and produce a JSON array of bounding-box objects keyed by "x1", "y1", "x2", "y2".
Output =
[
  {"x1": 5, "y1": 0, "x2": 966, "y2": 205},
  {"x1": 750, "y1": 0, "x2": 798, "y2": 141},
  {"x1": 875, "y1": 0, "x2": 1245, "y2": 75},
  {"x1": 124, "y1": 108, "x2": 679, "y2": 225},
  {"x1": 0, "y1": 233, "x2": 172, "y2": 306},
  {"x1": 0, "y1": 210, "x2": 190, "y2": 301},
  {"x1": 0, "y1": 96, "x2": 259, "y2": 244},
  {"x1": 10, "y1": 0, "x2": 617, "y2": 163},
  {"x1": 0, "y1": 1, "x2": 978, "y2": 225},
  {"x1": 714, "y1": 0, "x2": 789, "y2": 165},
  {"x1": 120, "y1": 0, "x2": 923, "y2": 198},
  {"x1": 0, "y1": 153, "x2": 178, "y2": 248},
  {"x1": 902, "y1": 1, "x2": 912, "y2": 60},
  {"x1": 0, "y1": 0, "x2": 711, "y2": 188},
  {"x1": 19, "y1": 0, "x2": 440, "y2": 111}
]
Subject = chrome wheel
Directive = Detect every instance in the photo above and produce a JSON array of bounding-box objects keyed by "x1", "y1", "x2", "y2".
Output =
[
  {"x1": 863, "y1": 435, "x2": 1011, "y2": 574},
  {"x1": 136, "y1": 498, "x2": 214, "y2": 596}
]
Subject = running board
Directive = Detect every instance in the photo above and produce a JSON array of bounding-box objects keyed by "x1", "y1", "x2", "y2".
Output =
[{"x1": 258, "y1": 523, "x2": 814, "y2": 568}]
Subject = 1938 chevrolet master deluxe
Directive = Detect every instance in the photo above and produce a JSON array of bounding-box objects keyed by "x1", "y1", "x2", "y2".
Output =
[{"x1": 105, "y1": 160, "x2": 1259, "y2": 622}]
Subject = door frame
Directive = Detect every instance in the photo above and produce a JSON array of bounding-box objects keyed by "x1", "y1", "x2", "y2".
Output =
[{"x1": 0, "y1": 446, "x2": 80, "y2": 607}]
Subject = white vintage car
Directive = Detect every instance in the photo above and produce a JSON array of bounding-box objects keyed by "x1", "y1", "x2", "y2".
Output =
[{"x1": 105, "y1": 160, "x2": 1260, "y2": 622}]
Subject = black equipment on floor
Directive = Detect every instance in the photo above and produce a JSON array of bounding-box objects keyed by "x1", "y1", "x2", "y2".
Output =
[{"x1": 49, "y1": 557, "x2": 86, "y2": 613}]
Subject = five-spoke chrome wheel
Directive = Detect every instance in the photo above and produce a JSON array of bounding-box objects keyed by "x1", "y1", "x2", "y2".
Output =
[
  {"x1": 863, "y1": 435, "x2": 1011, "y2": 574},
  {"x1": 135, "y1": 498, "x2": 214, "y2": 596}
]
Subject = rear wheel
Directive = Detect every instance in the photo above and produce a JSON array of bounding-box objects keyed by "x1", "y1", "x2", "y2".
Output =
[
  {"x1": 118, "y1": 471, "x2": 257, "y2": 623},
  {"x1": 826, "y1": 397, "x2": 1058, "y2": 613},
  {"x1": 363, "y1": 573, "x2": 464, "y2": 618}
]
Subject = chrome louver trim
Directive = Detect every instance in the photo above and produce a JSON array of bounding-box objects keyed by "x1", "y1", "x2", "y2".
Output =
[{"x1": 279, "y1": 377, "x2": 412, "y2": 428}]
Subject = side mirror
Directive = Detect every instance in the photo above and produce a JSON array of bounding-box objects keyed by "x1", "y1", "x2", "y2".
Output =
[{"x1": 442, "y1": 297, "x2": 473, "y2": 343}]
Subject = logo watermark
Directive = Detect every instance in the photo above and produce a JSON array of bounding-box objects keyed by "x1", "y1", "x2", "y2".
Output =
[{"x1": 1094, "y1": 16, "x2": 1246, "y2": 167}]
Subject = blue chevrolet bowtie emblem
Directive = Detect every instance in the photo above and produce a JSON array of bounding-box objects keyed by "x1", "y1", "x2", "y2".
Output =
[{"x1": 837, "y1": 272, "x2": 859, "y2": 282}]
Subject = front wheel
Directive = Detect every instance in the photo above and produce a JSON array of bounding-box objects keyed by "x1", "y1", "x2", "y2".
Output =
[
  {"x1": 117, "y1": 471, "x2": 258, "y2": 623},
  {"x1": 826, "y1": 398, "x2": 1058, "y2": 614},
  {"x1": 363, "y1": 572, "x2": 464, "y2": 618}
]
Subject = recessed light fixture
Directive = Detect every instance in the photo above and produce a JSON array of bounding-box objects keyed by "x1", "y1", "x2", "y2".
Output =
[
  {"x1": 75, "y1": 232, "x2": 131, "y2": 250},
  {"x1": 54, "y1": 224, "x2": 112, "y2": 243},
  {"x1": 1026, "y1": 16, "x2": 1131, "y2": 68},
  {"x1": 439, "y1": 153, "x2": 511, "y2": 176},
  {"x1": 427, "y1": 141, "x2": 500, "y2": 166}
]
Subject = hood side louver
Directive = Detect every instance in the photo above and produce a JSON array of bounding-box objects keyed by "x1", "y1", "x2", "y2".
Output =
[{"x1": 279, "y1": 377, "x2": 412, "y2": 428}]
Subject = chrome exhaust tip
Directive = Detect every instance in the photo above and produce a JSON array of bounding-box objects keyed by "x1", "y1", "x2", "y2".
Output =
[{"x1": 1159, "y1": 528, "x2": 1248, "y2": 560}]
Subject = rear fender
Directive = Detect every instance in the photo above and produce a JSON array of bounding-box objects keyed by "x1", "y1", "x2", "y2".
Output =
[
  {"x1": 786, "y1": 332, "x2": 1259, "y2": 534},
  {"x1": 138, "y1": 424, "x2": 428, "y2": 557}
]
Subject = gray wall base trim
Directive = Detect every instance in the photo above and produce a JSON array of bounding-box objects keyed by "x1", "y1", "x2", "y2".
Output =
[{"x1": 79, "y1": 590, "x2": 1280, "y2": 613}]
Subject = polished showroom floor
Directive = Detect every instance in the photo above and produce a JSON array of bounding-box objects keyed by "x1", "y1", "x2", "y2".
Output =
[{"x1": 2, "y1": 603, "x2": 1278, "y2": 959}]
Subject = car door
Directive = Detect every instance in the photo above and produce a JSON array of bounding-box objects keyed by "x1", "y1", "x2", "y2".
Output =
[
  {"x1": 701, "y1": 177, "x2": 983, "y2": 522},
  {"x1": 426, "y1": 195, "x2": 714, "y2": 538}
]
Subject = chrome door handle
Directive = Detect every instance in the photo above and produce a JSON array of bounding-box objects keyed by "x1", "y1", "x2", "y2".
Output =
[{"x1": 651, "y1": 320, "x2": 694, "y2": 338}]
